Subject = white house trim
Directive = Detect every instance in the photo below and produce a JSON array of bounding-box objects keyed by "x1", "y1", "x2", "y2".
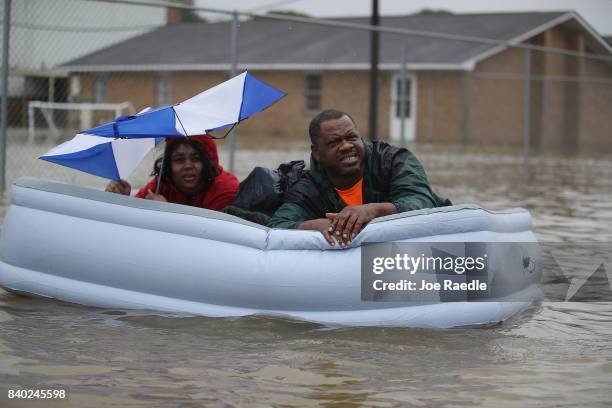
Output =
[
  {"x1": 569, "y1": 11, "x2": 612, "y2": 54},
  {"x1": 465, "y1": 12, "x2": 612, "y2": 69}
]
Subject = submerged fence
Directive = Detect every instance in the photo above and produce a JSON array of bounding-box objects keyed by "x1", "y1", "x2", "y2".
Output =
[{"x1": 1, "y1": 0, "x2": 612, "y2": 191}]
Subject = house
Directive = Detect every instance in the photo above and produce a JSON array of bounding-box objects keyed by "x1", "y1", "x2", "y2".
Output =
[{"x1": 62, "y1": 10, "x2": 612, "y2": 152}]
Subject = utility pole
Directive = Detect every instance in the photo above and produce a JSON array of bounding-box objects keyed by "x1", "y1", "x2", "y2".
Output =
[{"x1": 368, "y1": 0, "x2": 379, "y2": 141}]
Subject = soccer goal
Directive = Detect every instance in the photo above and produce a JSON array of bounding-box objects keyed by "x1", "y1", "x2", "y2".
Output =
[{"x1": 27, "y1": 101, "x2": 135, "y2": 144}]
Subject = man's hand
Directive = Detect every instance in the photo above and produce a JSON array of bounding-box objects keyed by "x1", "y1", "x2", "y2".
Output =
[
  {"x1": 105, "y1": 179, "x2": 131, "y2": 195},
  {"x1": 326, "y1": 203, "x2": 397, "y2": 246},
  {"x1": 298, "y1": 218, "x2": 336, "y2": 246},
  {"x1": 145, "y1": 189, "x2": 168, "y2": 202}
]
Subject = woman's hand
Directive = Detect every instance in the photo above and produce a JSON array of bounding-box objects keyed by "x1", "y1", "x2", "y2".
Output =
[
  {"x1": 145, "y1": 189, "x2": 168, "y2": 202},
  {"x1": 105, "y1": 179, "x2": 131, "y2": 195}
]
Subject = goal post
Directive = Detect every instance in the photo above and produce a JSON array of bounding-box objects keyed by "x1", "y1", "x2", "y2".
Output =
[{"x1": 27, "y1": 101, "x2": 135, "y2": 144}]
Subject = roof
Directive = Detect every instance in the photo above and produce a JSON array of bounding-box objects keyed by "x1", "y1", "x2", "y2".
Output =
[
  {"x1": 9, "y1": 0, "x2": 165, "y2": 71},
  {"x1": 62, "y1": 11, "x2": 612, "y2": 72}
]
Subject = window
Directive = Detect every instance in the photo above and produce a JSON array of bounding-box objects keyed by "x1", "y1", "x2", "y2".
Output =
[
  {"x1": 304, "y1": 73, "x2": 321, "y2": 111},
  {"x1": 156, "y1": 72, "x2": 171, "y2": 106},
  {"x1": 395, "y1": 77, "x2": 411, "y2": 118},
  {"x1": 94, "y1": 73, "x2": 106, "y2": 103},
  {"x1": 69, "y1": 76, "x2": 81, "y2": 99}
]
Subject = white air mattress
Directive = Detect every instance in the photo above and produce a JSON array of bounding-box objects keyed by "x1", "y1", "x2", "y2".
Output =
[{"x1": 0, "y1": 177, "x2": 543, "y2": 328}]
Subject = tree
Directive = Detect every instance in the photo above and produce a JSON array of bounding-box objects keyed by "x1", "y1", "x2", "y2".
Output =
[
  {"x1": 266, "y1": 10, "x2": 310, "y2": 18},
  {"x1": 414, "y1": 9, "x2": 453, "y2": 16}
]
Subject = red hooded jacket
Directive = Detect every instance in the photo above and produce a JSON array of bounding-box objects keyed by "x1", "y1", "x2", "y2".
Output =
[{"x1": 135, "y1": 136, "x2": 239, "y2": 211}]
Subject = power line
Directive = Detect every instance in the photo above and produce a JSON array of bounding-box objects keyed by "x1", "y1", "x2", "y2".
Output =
[{"x1": 11, "y1": 21, "x2": 162, "y2": 33}]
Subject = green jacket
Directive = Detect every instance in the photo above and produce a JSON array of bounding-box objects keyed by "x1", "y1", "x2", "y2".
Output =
[{"x1": 267, "y1": 140, "x2": 450, "y2": 229}]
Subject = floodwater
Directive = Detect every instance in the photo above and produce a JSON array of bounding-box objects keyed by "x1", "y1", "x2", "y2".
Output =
[{"x1": 1, "y1": 140, "x2": 611, "y2": 407}]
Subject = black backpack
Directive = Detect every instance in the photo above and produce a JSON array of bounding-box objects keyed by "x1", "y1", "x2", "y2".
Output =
[{"x1": 233, "y1": 160, "x2": 305, "y2": 216}]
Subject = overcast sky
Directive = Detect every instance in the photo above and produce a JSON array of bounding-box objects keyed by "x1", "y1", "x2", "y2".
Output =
[{"x1": 196, "y1": 0, "x2": 612, "y2": 35}]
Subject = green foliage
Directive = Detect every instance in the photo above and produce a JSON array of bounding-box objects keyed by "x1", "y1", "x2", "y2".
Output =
[
  {"x1": 414, "y1": 9, "x2": 453, "y2": 16},
  {"x1": 182, "y1": 9, "x2": 207, "y2": 23},
  {"x1": 266, "y1": 10, "x2": 310, "y2": 18}
]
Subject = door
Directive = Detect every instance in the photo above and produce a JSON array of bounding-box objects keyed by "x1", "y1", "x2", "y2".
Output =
[{"x1": 389, "y1": 72, "x2": 416, "y2": 144}]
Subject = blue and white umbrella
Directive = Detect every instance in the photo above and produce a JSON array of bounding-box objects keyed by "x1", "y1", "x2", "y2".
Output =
[
  {"x1": 41, "y1": 107, "x2": 161, "y2": 181},
  {"x1": 81, "y1": 71, "x2": 286, "y2": 139},
  {"x1": 40, "y1": 133, "x2": 161, "y2": 181},
  {"x1": 40, "y1": 72, "x2": 286, "y2": 181}
]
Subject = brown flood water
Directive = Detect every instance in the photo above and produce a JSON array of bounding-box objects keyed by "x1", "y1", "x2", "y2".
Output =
[{"x1": 1, "y1": 142, "x2": 611, "y2": 407}]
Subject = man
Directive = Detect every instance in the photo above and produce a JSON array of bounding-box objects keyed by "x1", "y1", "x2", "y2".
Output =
[{"x1": 268, "y1": 109, "x2": 451, "y2": 246}]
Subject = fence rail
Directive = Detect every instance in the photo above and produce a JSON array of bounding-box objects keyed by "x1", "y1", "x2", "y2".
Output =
[{"x1": 1, "y1": 0, "x2": 611, "y2": 191}]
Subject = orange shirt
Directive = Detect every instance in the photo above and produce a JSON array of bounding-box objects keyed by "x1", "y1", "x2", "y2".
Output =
[{"x1": 335, "y1": 178, "x2": 363, "y2": 206}]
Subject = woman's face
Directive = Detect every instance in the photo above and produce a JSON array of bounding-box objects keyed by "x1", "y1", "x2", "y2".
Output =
[{"x1": 170, "y1": 143, "x2": 204, "y2": 195}]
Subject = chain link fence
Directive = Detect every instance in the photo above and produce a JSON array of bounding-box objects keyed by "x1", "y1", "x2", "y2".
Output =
[{"x1": 1, "y1": 0, "x2": 611, "y2": 192}]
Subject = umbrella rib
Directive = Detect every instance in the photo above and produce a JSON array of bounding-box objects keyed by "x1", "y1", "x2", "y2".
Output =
[
  {"x1": 208, "y1": 123, "x2": 238, "y2": 140},
  {"x1": 173, "y1": 107, "x2": 190, "y2": 137}
]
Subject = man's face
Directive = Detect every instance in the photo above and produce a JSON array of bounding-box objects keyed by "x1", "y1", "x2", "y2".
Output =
[{"x1": 312, "y1": 115, "x2": 365, "y2": 180}]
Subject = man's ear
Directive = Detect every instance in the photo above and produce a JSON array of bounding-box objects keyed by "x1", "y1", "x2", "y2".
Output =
[{"x1": 311, "y1": 143, "x2": 320, "y2": 161}]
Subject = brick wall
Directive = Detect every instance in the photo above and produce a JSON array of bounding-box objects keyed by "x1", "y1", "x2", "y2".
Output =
[
  {"x1": 577, "y1": 56, "x2": 612, "y2": 152},
  {"x1": 451, "y1": 24, "x2": 611, "y2": 152},
  {"x1": 321, "y1": 71, "x2": 390, "y2": 140},
  {"x1": 77, "y1": 70, "x2": 391, "y2": 146},
  {"x1": 415, "y1": 71, "x2": 463, "y2": 144},
  {"x1": 72, "y1": 21, "x2": 612, "y2": 152},
  {"x1": 469, "y1": 48, "x2": 525, "y2": 147}
]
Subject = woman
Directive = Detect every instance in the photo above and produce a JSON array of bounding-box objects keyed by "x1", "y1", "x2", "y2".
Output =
[{"x1": 106, "y1": 135, "x2": 239, "y2": 211}]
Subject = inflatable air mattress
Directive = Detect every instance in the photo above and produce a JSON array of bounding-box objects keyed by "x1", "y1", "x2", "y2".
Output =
[{"x1": 0, "y1": 177, "x2": 543, "y2": 328}]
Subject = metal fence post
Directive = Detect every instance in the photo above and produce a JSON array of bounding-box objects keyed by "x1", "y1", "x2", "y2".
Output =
[
  {"x1": 0, "y1": 0, "x2": 11, "y2": 193},
  {"x1": 460, "y1": 71, "x2": 470, "y2": 145},
  {"x1": 523, "y1": 48, "x2": 532, "y2": 165},
  {"x1": 540, "y1": 77, "x2": 548, "y2": 153},
  {"x1": 228, "y1": 10, "x2": 238, "y2": 174},
  {"x1": 427, "y1": 81, "x2": 433, "y2": 143},
  {"x1": 399, "y1": 42, "x2": 407, "y2": 147}
]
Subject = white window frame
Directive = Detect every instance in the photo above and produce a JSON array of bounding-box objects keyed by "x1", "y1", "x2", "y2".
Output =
[
  {"x1": 94, "y1": 73, "x2": 106, "y2": 103},
  {"x1": 156, "y1": 72, "x2": 171, "y2": 106}
]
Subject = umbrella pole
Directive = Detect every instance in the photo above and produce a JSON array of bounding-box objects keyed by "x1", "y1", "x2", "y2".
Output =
[
  {"x1": 156, "y1": 107, "x2": 185, "y2": 195},
  {"x1": 155, "y1": 151, "x2": 165, "y2": 194}
]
